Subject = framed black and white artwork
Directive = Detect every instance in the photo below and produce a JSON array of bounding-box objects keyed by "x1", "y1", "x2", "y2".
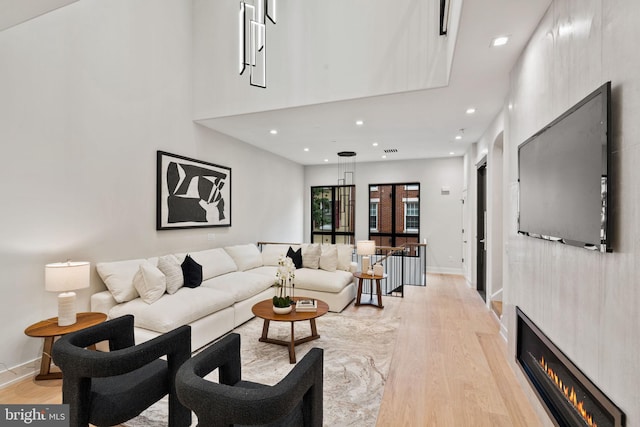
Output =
[{"x1": 157, "y1": 151, "x2": 231, "y2": 230}]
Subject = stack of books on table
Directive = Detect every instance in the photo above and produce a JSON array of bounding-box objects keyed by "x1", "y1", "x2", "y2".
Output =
[{"x1": 295, "y1": 299, "x2": 317, "y2": 312}]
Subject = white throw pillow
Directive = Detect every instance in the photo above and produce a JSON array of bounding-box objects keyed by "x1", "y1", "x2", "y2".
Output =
[
  {"x1": 224, "y1": 244, "x2": 263, "y2": 271},
  {"x1": 261, "y1": 244, "x2": 291, "y2": 266},
  {"x1": 319, "y1": 245, "x2": 338, "y2": 272},
  {"x1": 96, "y1": 259, "x2": 145, "y2": 303},
  {"x1": 133, "y1": 261, "x2": 167, "y2": 304},
  {"x1": 190, "y1": 248, "x2": 238, "y2": 280},
  {"x1": 336, "y1": 244, "x2": 354, "y2": 271},
  {"x1": 157, "y1": 254, "x2": 183, "y2": 294},
  {"x1": 302, "y1": 244, "x2": 321, "y2": 269}
]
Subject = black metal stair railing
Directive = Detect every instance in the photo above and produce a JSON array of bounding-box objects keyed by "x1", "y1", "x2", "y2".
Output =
[{"x1": 355, "y1": 243, "x2": 427, "y2": 298}]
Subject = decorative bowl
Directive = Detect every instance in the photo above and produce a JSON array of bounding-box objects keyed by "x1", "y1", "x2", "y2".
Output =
[{"x1": 273, "y1": 305, "x2": 293, "y2": 315}]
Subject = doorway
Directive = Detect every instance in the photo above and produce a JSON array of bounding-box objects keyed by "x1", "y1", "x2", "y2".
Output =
[{"x1": 476, "y1": 162, "x2": 487, "y2": 301}]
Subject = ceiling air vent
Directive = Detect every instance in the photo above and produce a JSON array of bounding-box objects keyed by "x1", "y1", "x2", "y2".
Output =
[{"x1": 383, "y1": 148, "x2": 398, "y2": 153}]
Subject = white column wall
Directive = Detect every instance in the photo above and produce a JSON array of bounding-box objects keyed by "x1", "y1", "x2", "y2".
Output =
[{"x1": 503, "y1": 0, "x2": 640, "y2": 423}]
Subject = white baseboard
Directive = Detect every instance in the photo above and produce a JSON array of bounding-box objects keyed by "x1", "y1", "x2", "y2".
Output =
[
  {"x1": 0, "y1": 358, "x2": 39, "y2": 390},
  {"x1": 500, "y1": 322, "x2": 508, "y2": 342},
  {"x1": 426, "y1": 267, "x2": 464, "y2": 275}
]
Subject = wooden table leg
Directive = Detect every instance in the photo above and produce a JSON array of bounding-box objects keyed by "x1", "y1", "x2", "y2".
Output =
[
  {"x1": 376, "y1": 279, "x2": 384, "y2": 308},
  {"x1": 289, "y1": 322, "x2": 296, "y2": 364},
  {"x1": 355, "y1": 278, "x2": 364, "y2": 305},
  {"x1": 310, "y1": 318, "x2": 318, "y2": 337},
  {"x1": 36, "y1": 336, "x2": 62, "y2": 381},
  {"x1": 259, "y1": 319, "x2": 271, "y2": 341}
]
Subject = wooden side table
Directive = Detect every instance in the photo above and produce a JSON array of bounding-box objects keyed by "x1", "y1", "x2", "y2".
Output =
[
  {"x1": 24, "y1": 312, "x2": 107, "y2": 380},
  {"x1": 353, "y1": 272, "x2": 386, "y2": 308}
]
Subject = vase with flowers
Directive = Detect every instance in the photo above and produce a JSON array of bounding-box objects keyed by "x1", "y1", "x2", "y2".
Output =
[{"x1": 273, "y1": 256, "x2": 296, "y2": 314}]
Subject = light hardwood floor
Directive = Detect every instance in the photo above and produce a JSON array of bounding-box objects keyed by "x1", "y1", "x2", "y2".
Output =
[
  {"x1": 376, "y1": 274, "x2": 542, "y2": 426},
  {"x1": 0, "y1": 274, "x2": 543, "y2": 426}
]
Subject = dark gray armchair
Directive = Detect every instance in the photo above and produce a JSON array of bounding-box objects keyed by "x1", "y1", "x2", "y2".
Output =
[
  {"x1": 51, "y1": 314, "x2": 191, "y2": 427},
  {"x1": 175, "y1": 333, "x2": 323, "y2": 426}
]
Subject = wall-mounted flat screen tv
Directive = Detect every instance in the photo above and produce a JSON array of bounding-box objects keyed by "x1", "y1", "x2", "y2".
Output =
[{"x1": 518, "y1": 81, "x2": 611, "y2": 252}]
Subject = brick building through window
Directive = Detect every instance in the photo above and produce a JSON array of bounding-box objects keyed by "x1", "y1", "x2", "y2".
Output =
[{"x1": 369, "y1": 183, "x2": 420, "y2": 252}]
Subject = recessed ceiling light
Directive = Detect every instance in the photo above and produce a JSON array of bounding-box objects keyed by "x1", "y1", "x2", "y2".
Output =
[
  {"x1": 324, "y1": 158, "x2": 329, "y2": 162},
  {"x1": 491, "y1": 36, "x2": 509, "y2": 47},
  {"x1": 382, "y1": 155, "x2": 387, "y2": 159},
  {"x1": 372, "y1": 142, "x2": 378, "y2": 147},
  {"x1": 449, "y1": 152, "x2": 455, "y2": 155},
  {"x1": 355, "y1": 120, "x2": 364, "y2": 126},
  {"x1": 455, "y1": 135, "x2": 462, "y2": 140},
  {"x1": 269, "y1": 129, "x2": 278, "y2": 135},
  {"x1": 466, "y1": 108, "x2": 476, "y2": 114},
  {"x1": 303, "y1": 148, "x2": 309, "y2": 152}
]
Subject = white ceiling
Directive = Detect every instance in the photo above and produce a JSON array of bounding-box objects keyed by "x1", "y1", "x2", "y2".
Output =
[
  {"x1": 199, "y1": 0, "x2": 552, "y2": 165},
  {"x1": 1, "y1": 0, "x2": 551, "y2": 166}
]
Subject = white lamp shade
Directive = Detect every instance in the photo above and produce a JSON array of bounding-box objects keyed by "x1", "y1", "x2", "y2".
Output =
[
  {"x1": 45, "y1": 261, "x2": 90, "y2": 292},
  {"x1": 356, "y1": 240, "x2": 376, "y2": 256}
]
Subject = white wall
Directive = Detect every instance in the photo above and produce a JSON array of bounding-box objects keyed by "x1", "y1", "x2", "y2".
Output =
[
  {"x1": 0, "y1": 0, "x2": 303, "y2": 381},
  {"x1": 304, "y1": 157, "x2": 464, "y2": 274},
  {"x1": 502, "y1": 0, "x2": 640, "y2": 424}
]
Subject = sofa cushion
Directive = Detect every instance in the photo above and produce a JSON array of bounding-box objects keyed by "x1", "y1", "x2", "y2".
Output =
[
  {"x1": 96, "y1": 259, "x2": 145, "y2": 303},
  {"x1": 336, "y1": 244, "x2": 354, "y2": 271},
  {"x1": 190, "y1": 248, "x2": 238, "y2": 280},
  {"x1": 302, "y1": 244, "x2": 321, "y2": 269},
  {"x1": 293, "y1": 268, "x2": 354, "y2": 293},
  {"x1": 108, "y1": 287, "x2": 235, "y2": 333},
  {"x1": 261, "y1": 244, "x2": 291, "y2": 266},
  {"x1": 201, "y1": 271, "x2": 274, "y2": 303},
  {"x1": 157, "y1": 254, "x2": 183, "y2": 294},
  {"x1": 181, "y1": 255, "x2": 203, "y2": 288},
  {"x1": 224, "y1": 244, "x2": 263, "y2": 271},
  {"x1": 319, "y1": 245, "x2": 338, "y2": 272},
  {"x1": 133, "y1": 261, "x2": 166, "y2": 304},
  {"x1": 248, "y1": 265, "x2": 278, "y2": 278}
]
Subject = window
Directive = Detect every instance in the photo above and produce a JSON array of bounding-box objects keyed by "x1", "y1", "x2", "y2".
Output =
[
  {"x1": 311, "y1": 185, "x2": 355, "y2": 244},
  {"x1": 404, "y1": 199, "x2": 419, "y2": 232},
  {"x1": 368, "y1": 183, "x2": 420, "y2": 248},
  {"x1": 369, "y1": 201, "x2": 379, "y2": 231}
]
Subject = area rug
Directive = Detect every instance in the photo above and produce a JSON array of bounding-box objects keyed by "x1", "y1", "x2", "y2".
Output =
[{"x1": 124, "y1": 307, "x2": 400, "y2": 426}]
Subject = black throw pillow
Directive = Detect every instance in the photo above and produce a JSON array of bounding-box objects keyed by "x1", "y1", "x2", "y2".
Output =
[
  {"x1": 287, "y1": 247, "x2": 303, "y2": 269},
  {"x1": 181, "y1": 254, "x2": 203, "y2": 288}
]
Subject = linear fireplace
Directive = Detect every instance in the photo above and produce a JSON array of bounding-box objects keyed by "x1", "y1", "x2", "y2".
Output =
[{"x1": 516, "y1": 307, "x2": 624, "y2": 427}]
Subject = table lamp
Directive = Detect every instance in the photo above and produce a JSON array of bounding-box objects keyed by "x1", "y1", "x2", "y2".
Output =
[
  {"x1": 356, "y1": 240, "x2": 375, "y2": 275},
  {"x1": 45, "y1": 261, "x2": 90, "y2": 326}
]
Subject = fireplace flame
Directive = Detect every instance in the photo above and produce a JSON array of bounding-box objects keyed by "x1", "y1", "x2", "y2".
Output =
[{"x1": 539, "y1": 356, "x2": 597, "y2": 427}]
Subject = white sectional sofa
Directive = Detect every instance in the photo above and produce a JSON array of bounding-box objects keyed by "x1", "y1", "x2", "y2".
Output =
[{"x1": 91, "y1": 243, "x2": 356, "y2": 350}]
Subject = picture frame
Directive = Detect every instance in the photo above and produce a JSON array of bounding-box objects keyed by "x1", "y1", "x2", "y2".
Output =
[{"x1": 156, "y1": 151, "x2": 231, "y2": 230}]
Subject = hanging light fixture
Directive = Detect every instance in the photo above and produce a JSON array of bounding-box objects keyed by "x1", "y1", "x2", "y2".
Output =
[
  {"x1": 337, "y1": 151, "x2": 356, "y2": 186},
  {"x1": 336, "y1": 151, "x2": 356, "y2": 242},
  {"x1": 239, "y1": 0, "x2": 277, "y2": 88}
]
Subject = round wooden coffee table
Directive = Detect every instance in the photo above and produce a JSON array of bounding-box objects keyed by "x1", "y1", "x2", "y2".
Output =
[{"x1": 251, "y1": 297, "x2": 329, "y2": 364}]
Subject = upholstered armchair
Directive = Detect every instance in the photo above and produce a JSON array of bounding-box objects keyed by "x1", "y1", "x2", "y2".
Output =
[
  {"x1": 51, "y1": 314, "x2": 191, "y2": 427},
  {"x1": 175, "y1": 333, "x2": 323, "y2": 426}
]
